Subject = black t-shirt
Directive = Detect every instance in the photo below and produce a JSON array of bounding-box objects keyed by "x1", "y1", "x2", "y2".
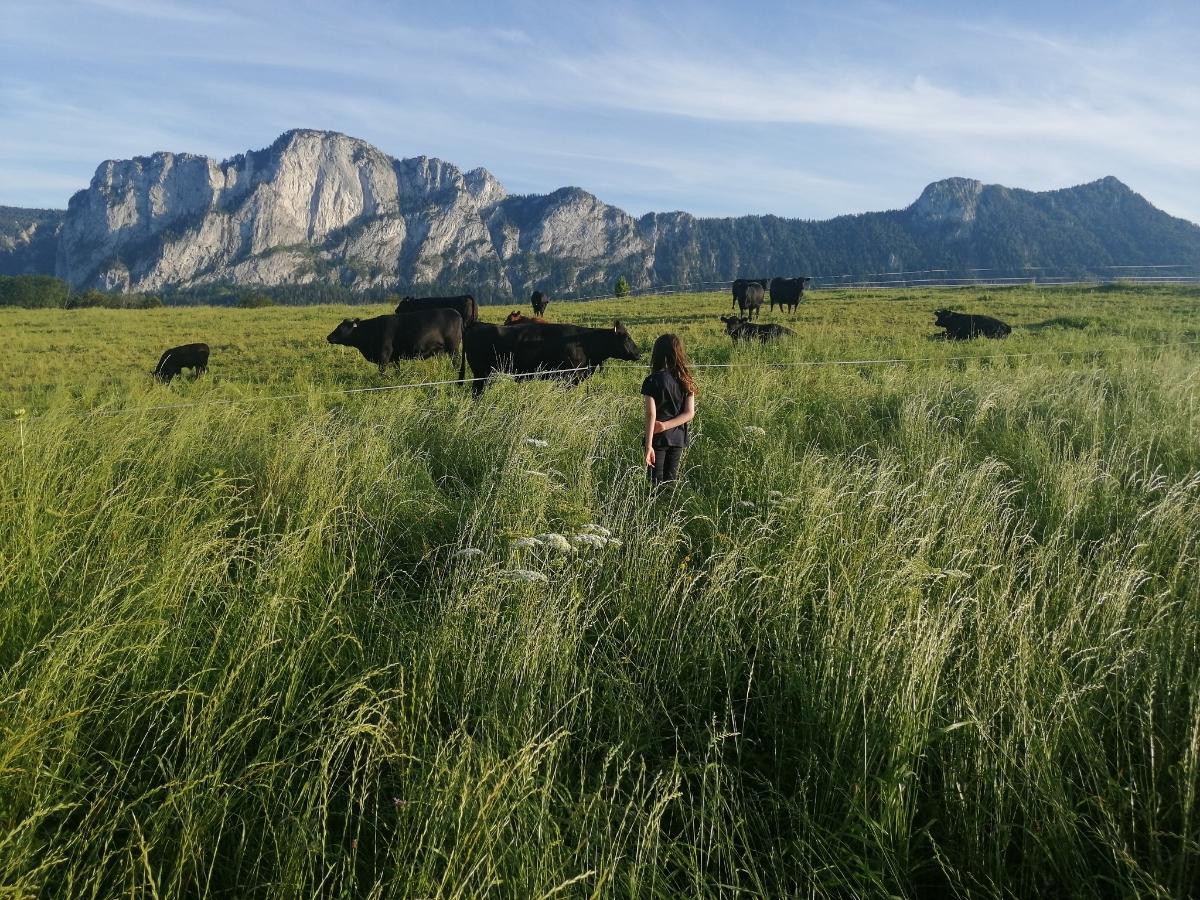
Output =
[{"x1": 641, "y1": 370, "x2": 691, "y2": 448}]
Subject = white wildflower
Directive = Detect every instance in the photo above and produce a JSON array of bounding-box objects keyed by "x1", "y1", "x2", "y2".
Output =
[
  {"x1": 606, "y1": 538, "x2": 622, "y2": 549},
  {"x1": 737, "y1": 501, "x2": 756, "y2": 510},
  {"x1": 523, "y1": 437, "x2": 549, "y2": 448},
  {"x1": 501, "y1": 568, "x2": 548, "y2": 583},
  {"x1": 454, "y1": 548, "x2": 485, "y2": 560},
  {"x1": 767, "y1": 490, "x2": 784, "y2": 502},
  {"x1": 510, "y1": 537, "x2": 541, "y2": 551},
  {"x1": 742, "y1": 425, "x2": 766, "y2": 437},
  {"x1": 580, "y1": 524, "x2": 612, "y2": 538},
  {"x1": 534, "y1": 532, "x2": 574, "y2": 553},
  {"x1": 572, "y1": 533, "x2": 608, "y2": 549}
]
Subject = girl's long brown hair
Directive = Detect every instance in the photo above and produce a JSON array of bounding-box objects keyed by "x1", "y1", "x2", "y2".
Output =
[{"x1": 650, "y1": 333, "x2": 698, "y2": 396}]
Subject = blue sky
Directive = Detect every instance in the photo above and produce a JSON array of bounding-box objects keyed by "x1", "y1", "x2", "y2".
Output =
[{"x1": 3, "y1": 0, "x2": 1198, "y2": 222}]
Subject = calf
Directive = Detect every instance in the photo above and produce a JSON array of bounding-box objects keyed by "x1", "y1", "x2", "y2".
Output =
[
  {"x1": 327, "y1": 308, "x2": 466, "y2": 378},
  {"x1": 530, "y1": 290, "x2": 549, "y2": 317},
  {"x1": 721, "y1": 316, "x2": 794, "y2": 343},
  {"x1": 934, "y1": 309, "x2": 1012, "y2": 340},
  {"x1": 152, "y1": 342, "x2": 209, "y2": 382}
]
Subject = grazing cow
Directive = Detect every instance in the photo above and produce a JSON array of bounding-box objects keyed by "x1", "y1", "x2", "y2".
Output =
[
  {"x1": 152, "y1": 342, "x2": 209, "y2": 382},
  {"x1": 394, "y1": 293, "x2": 478, "y2": 326},
  {"x1": 769, "y1": 276, "x2": 811, "y2": 314},
  {"x1": 464, "y1": 320, "x2": 641, "y2": 395},
  {"x1": 934, "y1": 309, "x2": 1012, "y2": 340},
  {"x1": 731, "y1": 281, "x2": 766, "y2": 320},
  {"x1": 530, "y1": 290, "x2": 549, "y2": 317},
  {"x1": 721, "y1": 316, "x2": 794, "y2": 343},
  {"x1": 327, "y1": 308, "x2": 466, "y2": 378},
  {"x1": 504, "y1": 311, "x2": 547, "y2": 325},
  {"x1": 731, "y1": 278, "x2": 770, "y2": 312}
]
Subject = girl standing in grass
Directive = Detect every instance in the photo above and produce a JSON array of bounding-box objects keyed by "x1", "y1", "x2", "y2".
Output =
[{"x1": 642, "y1": 333, "x2": 698, "y2": 485}]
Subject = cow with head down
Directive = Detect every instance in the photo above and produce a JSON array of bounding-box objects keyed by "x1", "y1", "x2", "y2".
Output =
[
  {"x1": 327, "y1": 308, "x2": 466, "y2": 378},
  {"x1": 530, "y1": 290, "x2": 549, "y2": 317},
  {"x1": 152, "y1": 342, "x2": 209, "y2": 382},
  {"x1": 731, "y1": 280, "x2": 767, "y2": 320},
  {"x1": 464, "y1": 320, "x2": 641, "y2": 395}
]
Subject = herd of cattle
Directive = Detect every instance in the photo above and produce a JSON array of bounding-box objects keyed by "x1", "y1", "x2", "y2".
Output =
[{"x1": 150, "y1": 283, "x2": 1014, "y2": 386}]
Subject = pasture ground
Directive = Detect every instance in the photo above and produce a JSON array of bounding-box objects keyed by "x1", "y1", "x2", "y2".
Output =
[{"x1": 1, "y1": 285, "x2": 1199, "y2": 897}]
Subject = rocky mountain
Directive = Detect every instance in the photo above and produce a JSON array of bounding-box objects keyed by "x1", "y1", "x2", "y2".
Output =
[
  {"x1": 0, "y1": 206, "x2": 65, "y2": 276},
  {"x1": 4, "y1": 129, "x2": 1199, "y2": 297}
]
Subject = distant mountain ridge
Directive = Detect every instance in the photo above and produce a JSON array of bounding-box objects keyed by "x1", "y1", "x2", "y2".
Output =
[{"x1": 2, "y1": 129, "x2": 1198, "y2": 297}]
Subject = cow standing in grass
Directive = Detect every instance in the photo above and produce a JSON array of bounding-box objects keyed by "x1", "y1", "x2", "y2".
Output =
[
  {"x1": 395, "y1": 294, "x2": 478, "y2": 327},
  {"x1": 530, "y1": 291, "x2": 549, "y2": 317},
  {"x1": 153, "y1": 343, "x2": 209, "y2": 382},
  {"x1": 464, "y1": 320, "x2": 641, "y2": 395},
  {"x1": 732, "y1": 281, "x2": 766, "y2": 320},
  {"x1": 769, "y1": 277, "x2": 811, "y2": 314},
  {"x1": 327, "y1": 309, "x2": 466, "y2": 378}
]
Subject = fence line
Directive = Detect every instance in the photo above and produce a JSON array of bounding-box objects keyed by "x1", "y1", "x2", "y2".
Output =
[
  {"x1": 11, "y1": 339, "x2": 1199, "y2": 425},
  {"x1": 549, "y1": 264, "x2": 1200, "y2": 301}
]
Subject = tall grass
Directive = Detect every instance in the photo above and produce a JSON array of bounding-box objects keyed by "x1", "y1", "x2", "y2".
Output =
[{"x1": 0, "y1": 286, "x2": 1198, "y2": 896}]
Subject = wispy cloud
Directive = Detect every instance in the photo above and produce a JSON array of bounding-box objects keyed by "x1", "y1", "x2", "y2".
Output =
[{"x1": 2, "y1": 0, "x2": 1198, "y2": 223}]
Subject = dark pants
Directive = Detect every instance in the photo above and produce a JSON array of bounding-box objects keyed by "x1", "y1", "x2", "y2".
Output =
[{"x1": 648, "y1": 446, "x2": 684, "y2": 485}]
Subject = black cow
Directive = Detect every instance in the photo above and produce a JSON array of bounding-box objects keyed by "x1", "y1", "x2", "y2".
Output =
[
  {"x1": 530, "y1": 290, "x2": 549, "y2": 317},
  {"x1": 731, "y1": 278, "x2": 770, "y2": 312},
  {"x1": 732, "y1": 281, "x2": 766, "y2": 320},
  {"x1": 769, "y1": 276, "x2": 811, "y2": 314},
  {"x1": 934, "y1": 309, "x2": 1012, "y2": 340},
  {"x1": 394, "y1": 293, "x2": 478, "y2": 326},
  {"x1": 152, "y1": 342, "x2": 209, "y2": 382},
  {"x1": 464, "y1": 320, "x2": 641, "y2": 395},
  {"x1": 721, "y1": 316, "x2": 793, "y2": 343},
  {"x1": 327, "y1": 308, "x2": 466, "y2": 378}
]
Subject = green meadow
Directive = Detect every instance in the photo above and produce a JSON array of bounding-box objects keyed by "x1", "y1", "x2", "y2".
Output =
[{"x1": 1, "y1": 284, "x2": 1198, "y2": 897}]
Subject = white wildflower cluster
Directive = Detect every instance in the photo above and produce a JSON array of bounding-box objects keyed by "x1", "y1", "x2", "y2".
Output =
[
  {"x1": 454, "y1": 548, "x2": 485, "y2": 560},
  {"x1": 570, "y1": 524, "x2": 621, "y2": 550},
  {"x1": 571, "y1": 533, "x2": 607, "y2": 549},
  {"x1": 737, "y1": 501, "x2": 757, "y2": 511},
  {"x1": 523, "y1": 437, "x2": 549, "y2": 448},
  {"x1": 534, "y1": 532, "x2": 574, "y2": 553},
  {"x1": 742, "y1": 425, "x2": 767, "y2": 437},
  {"x1": 509, "y1": 537, "x2": 542, "y2": 551}
]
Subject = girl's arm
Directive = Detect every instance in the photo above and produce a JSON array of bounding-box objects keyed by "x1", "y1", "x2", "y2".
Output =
[
  {"x1": 643, "y1": 395, "x2": 657, "y2": 467},
  {"x1": 652, "y1": 394, "x2": 696, "y2": 433}
]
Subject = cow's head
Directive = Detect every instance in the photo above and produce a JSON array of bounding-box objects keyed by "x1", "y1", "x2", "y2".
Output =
[
  {"x1": 720, "y1": 315, "x2": 745, "y2": 334},
  {"x1": 933, "y1": 309, "x2": 954, "y2": 326},
  {"x1": 327, "y1": 318, "x2": 360, "y2": 344},
  {"x1": 612, "y1": 321, "x2": 641, "y2": 361},
  {"x1": 504, "y1": 310, "x2": 525, "y2": 325}
]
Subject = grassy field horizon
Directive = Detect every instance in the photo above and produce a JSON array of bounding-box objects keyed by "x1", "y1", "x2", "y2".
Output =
[{"x1": 2, "y1": 284, "x2": 1199, "y2": 897}]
